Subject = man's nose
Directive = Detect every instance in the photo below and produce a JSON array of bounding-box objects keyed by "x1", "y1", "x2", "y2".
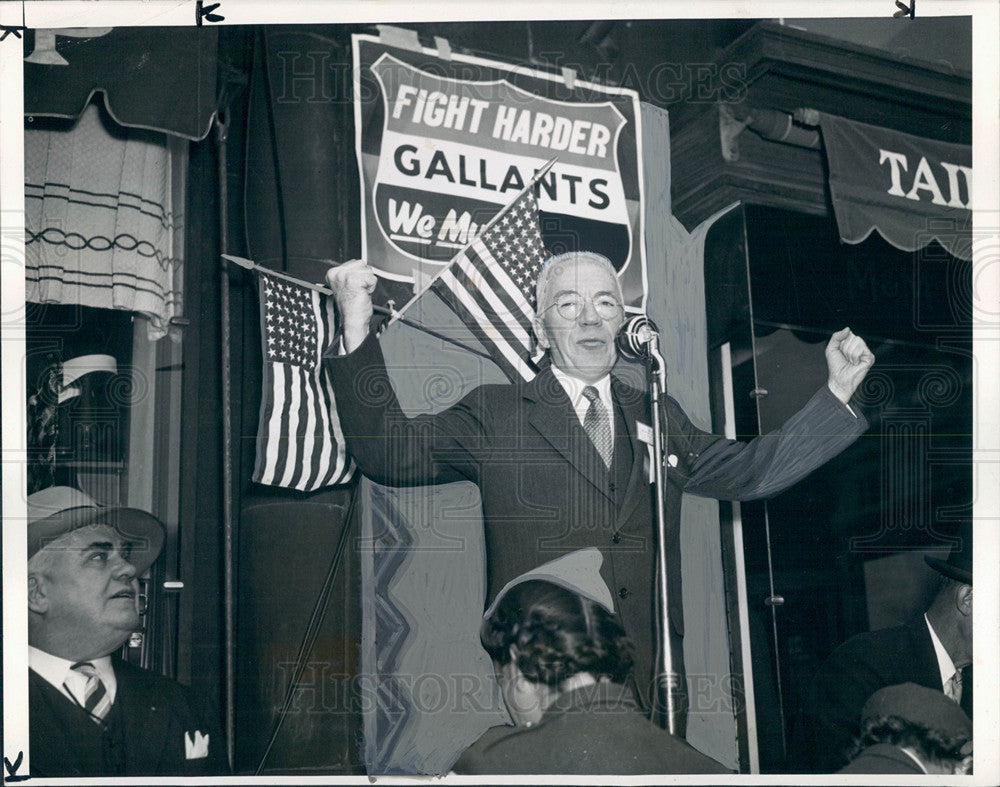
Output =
[
  {"x1": 112, "y1": 553, "x2": 138, "y2": 580},
  {"x1": 577, "y1": 298, "x2": 601, "y2": 324}
]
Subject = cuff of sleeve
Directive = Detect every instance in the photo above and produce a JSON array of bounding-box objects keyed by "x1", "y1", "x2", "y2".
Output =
[
  {"x1": 323, "y1": 328, "x2": 381, "y2": 363},
  {"x1": 819, "y1": 385, "x2": 867, "y2": 431}
]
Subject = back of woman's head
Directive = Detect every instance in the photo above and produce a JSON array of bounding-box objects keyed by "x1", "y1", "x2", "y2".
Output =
[{"x1": 480, "y1": 580, "x2": 634, "y2": 687}]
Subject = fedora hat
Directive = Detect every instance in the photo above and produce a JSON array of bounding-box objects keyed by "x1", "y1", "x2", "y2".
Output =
[
  {"x1": 27, "y1": 485, "x2": 165, "y2": 575},
  {"x1": 924, "y1": 522, "x2": 972, "y2": 585}
]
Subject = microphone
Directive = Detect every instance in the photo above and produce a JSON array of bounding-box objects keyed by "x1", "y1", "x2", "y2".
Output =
[{"x1": 617, "y1": 315, "x2": 660, "y2": 359}]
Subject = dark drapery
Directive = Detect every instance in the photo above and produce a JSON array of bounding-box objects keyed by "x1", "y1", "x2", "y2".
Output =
[{"x1": 24, "y1": 26, "x2": 219, "y2": 141}]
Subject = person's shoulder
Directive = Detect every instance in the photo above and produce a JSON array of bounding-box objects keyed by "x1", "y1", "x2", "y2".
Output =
[
  {"x1": 463, "y1": 369, "x2": 546, "y2": 405},
  {"x1": 838, "y1": 744, "x2": 924, "y2": 774},
  {"x1": 622, "y1": 715, "x2": 733, "y2": 773},
  {"x1": 821, "y1": 621, "x2": 924, "y2": 673},
  {"x1": 836, "y1": 620, "x2": 918, "y2": 653},
  {"x1": 451, "y1": 723, "x2": 530, "y2": 773},
  {"x1": 113, "y1": 658, "x2": 199, "y2": 704}
]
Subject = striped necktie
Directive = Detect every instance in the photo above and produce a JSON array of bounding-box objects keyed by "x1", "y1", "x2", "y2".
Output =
[
  {"x1": 582, "y1": 385, "x2": 613, "y2": 468},
  {"x1": 68, "y1": 661, "x2": 112, "y2": 723},
  {"x1": 945, "y1": 669, "x2": 963, "y2": 704}
]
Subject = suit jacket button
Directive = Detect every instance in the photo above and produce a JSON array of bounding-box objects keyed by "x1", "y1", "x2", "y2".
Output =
[
  {"x1": 609, "y1": 482, "x2": 616, "y2": 492},
  {"x1": 619, "y1": 587, "x2": 629, "y2": 599},
  {"x1": 612, "y1": 533, "x2": 621, "y2": 544}
]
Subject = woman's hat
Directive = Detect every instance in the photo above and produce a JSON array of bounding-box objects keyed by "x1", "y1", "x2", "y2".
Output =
[
  {"x1": 27, "y1": 485, "x2": 165, "y2": 574},
  {"x1": 862, "y1": 682, "x2": 971, "y2": 739},
  {"x1": 484, "y1": 547, "x2": 615, "y2": 620}
]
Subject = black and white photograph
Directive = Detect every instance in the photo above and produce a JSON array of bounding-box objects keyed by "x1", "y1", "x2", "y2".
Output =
[{"x1": 1, "y1": 0, "x2": 997, "y2": 782}]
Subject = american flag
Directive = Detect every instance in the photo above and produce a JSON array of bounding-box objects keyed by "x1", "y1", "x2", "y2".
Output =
[
  {"x1": 429, "y1": 187, "x2": 549, "y2": 382},
  {"x1": 253, "y1": 272, "x2": 354, "y2": 491}
]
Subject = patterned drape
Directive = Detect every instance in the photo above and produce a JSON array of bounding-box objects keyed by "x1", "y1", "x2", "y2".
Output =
[{"x1": 24, "y1": 102, "x2": 185, "y2": 340}]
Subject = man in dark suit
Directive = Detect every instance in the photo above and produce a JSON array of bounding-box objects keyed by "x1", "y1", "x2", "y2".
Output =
[
  {"x1": 26, "y1": 485, "x2": 227, "y2": 777},
  {"x1": 326, "y1": 251, "x2": 873, "y2": 714},
  {"x1": 795, "y1": 528, "x2": 973, "y2": 772}
]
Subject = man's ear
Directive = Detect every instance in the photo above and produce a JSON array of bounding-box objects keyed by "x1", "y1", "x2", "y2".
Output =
[
  {"x1": 28, "y1": 573, "x2": 49, "y2": 614},
  {"x1": 957, "y1": 583, "x2": 972, "y2": 616},
  {"x1": 532, "y1": 316, "x2": 549, "y2": 350}
]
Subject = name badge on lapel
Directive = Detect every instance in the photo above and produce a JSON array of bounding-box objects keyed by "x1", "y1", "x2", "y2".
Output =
[{"x1": 637, "y1": 421, "x2": 678, "y2": 482}]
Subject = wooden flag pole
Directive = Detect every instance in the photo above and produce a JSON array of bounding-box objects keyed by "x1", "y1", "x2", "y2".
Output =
[{"x1": 225, "y1": 255, "x2": 495, "y2": 362}]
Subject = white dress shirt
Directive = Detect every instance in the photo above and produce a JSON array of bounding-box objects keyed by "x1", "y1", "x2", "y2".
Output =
[
  {"x1": 924, "y1": 613, "x2": 959, "y2": 698},
  {"x1": 550, "y1": 366, "x2": 615, "y2": 445},
  {"x1": 29, "y1": 645, "x2": 118, "y2": 706}
]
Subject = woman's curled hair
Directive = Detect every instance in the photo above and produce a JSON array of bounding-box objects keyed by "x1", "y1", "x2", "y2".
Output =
[
  {"x1": 480, "y1": 580, "x2": 634, "y2": 687},
  {"x1": 848, "y1": 715, "x2": 971, "y2": 767}
]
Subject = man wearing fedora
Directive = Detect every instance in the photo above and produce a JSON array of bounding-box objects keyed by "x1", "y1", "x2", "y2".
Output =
[
  {"x1": 26, "y1": 485, "x2": 227, "y2": 777},
  {"x1": 794, "y1": 525, "x2": 973, "y2": 772}
]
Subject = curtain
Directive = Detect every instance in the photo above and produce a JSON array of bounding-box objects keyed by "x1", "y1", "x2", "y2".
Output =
[{"x1": 24, "y1": 102, "x2": 186, "y2": 341}]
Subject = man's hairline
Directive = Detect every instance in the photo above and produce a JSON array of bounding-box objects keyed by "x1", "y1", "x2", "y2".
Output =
[{"x1": 535, "y1": 251, "x2": 624, "y2": 309}]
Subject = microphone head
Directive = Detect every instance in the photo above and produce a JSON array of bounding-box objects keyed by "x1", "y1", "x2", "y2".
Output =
[{"x1": 617, "y1": 315, "x2": 659, "y2": 359}]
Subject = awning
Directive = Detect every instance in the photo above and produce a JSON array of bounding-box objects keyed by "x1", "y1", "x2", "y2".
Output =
[
  {"x1": 24, "y1": 27, "x2": 219, "y2": 141},
  {"x1": 819, "y1": 113, "x2": 971, "y2": 260}
]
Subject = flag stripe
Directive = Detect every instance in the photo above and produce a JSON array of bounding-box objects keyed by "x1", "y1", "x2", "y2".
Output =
[
  {"x1": 319, "y1": 364, "x2": 353, "y2": 486},
  {"x1": 474, "y1": 243, "x2": 536, "y2": 330},
  {"x1": 444, "y1": 281, "x2": 532, "y2": 375},
  {"x1": 296, "y1": 291, "x2": 326, "y2": 491},
  {"x1": 306, "y1": 293, "x2": 334, "y2": 491},
  {"x1": 264, "y1": 363, "x2": 290, "y2": 485},
  {"x1": 446, "y1": 262, "x2": 530, "y2": 351},
  {"x1": 320, "y1": 286, "x2": 354, "y2": 485},
  {"x1": 434, "y1": 271, "x2": 536, "y2": 381},
  {"x1": 277, "y1": 366, "x2": 302, "y2": 488},
  {"x1": 452, "y1": 251, "x2": 533, "y2": 349}
]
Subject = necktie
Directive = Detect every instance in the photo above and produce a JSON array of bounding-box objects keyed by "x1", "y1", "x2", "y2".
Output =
[
  {"x1": 945, "y1": 669, "x2": 963, "y2": 704},
  {"x1": 68, "y1": 662, "x2": 112, "y2": 723},
  {"x1": 582, "y1": 386, "x2": 613, "y2": 468}
]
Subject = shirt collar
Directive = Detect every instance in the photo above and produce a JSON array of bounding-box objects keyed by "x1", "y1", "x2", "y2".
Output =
[
  {"x1": 924, "y1": 613, "x2": 957, "y2": 689},
  {"x1": 550, "y1": 365, "x2": 613, "y2": 414},
  {"x1": 898, "y1": 746, "x2": 929, "y2": 774},
  {"x1": 29, "y1": 645, "x2": 117, "y2": 702}
]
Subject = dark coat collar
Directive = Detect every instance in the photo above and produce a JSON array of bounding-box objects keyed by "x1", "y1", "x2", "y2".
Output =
[{"x1": 541, "y1": 680, "x2": 641, "y2": 721}]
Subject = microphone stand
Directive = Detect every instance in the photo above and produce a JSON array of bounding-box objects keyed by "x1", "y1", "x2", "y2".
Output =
[{"x1": 644, "y1": 333, "x2": 684, "y2": 737}]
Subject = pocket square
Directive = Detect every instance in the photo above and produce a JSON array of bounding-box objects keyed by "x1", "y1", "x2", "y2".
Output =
[{"x1": 185, "y1": 730, "x2": 210, "y2": 759}]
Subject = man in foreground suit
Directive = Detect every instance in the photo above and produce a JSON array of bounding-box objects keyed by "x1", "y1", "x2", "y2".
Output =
[
  {"x1": 27, "y1": 485, "x2": 227, "y2": 777},
  {"x1": 326, "y1": 251, "x2": 874, "y2": 715},
  {"x1": 795, "y1": 525, "x2": 973, "y2": 772}
]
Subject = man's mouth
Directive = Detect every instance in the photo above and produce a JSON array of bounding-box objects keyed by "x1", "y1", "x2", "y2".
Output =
[{"x1": 110, "y1": 589, "x2": 136, "y2": 600}]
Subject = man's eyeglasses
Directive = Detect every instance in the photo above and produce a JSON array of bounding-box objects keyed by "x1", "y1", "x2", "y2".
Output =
[{"x1": 542, "y1": 293, "x2": 623, "y2": 322}]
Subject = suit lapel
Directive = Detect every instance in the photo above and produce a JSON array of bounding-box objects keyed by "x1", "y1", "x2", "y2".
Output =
[
  {"x1": 525, "y1": 369, "x2": 612, "y2": 500},
  {"x1": 113, "y1": 661, "x2": 167, "y2": 773},
  {"x1": 612, "y1": 376, "x2": 648, "y2": 526},
  {"x1": 909, "y1": 618, "x2": 946, "y2": 691},
  {"x1": 910, "y1": 619, "x2": 973, "y2": 718},
  {"x1": 29, "y1": 669, "x2": 105, "y2": 775}
]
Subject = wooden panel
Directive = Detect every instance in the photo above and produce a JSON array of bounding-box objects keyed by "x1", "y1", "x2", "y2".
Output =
[{"x1": 670, "y1": 22, "x2": 971, "y2": 231}]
